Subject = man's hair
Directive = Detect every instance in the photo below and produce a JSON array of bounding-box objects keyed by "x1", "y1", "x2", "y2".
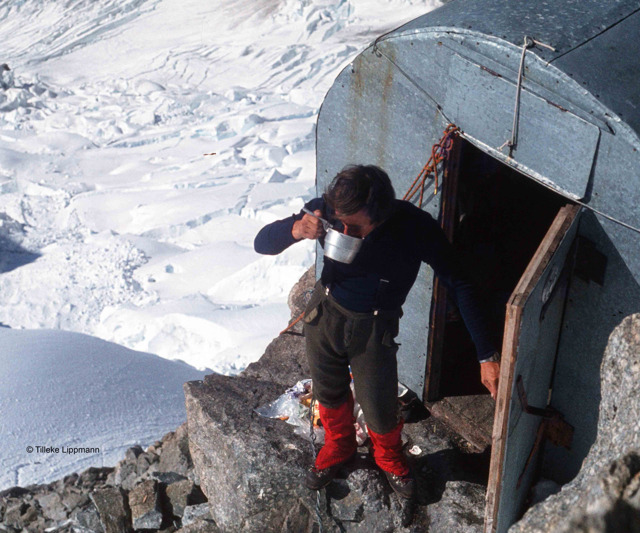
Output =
[{"x1": 324, "y1": 165, "x2": 396, "y2": 223}]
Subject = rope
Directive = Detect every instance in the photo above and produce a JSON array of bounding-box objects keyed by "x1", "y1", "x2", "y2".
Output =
[
  {"x1": 279, "y1": 311, "x2": 305, "y2": 336},
  {"x1": 403, "y1": 124, "x2": 460, "y2": 206}
]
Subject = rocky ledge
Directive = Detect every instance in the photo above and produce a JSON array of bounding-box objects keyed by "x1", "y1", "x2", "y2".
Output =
[
  {"x1": 183, "y1": 268, "x2": 490, "y2": 532},
  {"x1": 0, "y1": 424, "x2": 217, "y2": 532}
]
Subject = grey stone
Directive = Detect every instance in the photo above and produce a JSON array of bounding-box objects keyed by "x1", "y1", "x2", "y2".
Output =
[
  {"x1": 241, "y1": 268, "x2": 313, "y2": 388},
  {"x1": 36, "y1": 491, "x2": 68, "y2": 521},
  {"x1": 151, "y1": 471, "x2": 188, "y2": 485},
  {"x1": 124, "y1": 446, "x2": 144, "y2": 462},
  {"x1": 75, "y1": 504, "x2": 105, "y2": 533},
  {"x1": 90, "y1": 486, "x2": 131, "y2": 533},
  {"x1": 426, "y1": 481, "x2": 485, "y2": 533},
  {"x1": 158, "y1": 423, "x2": 191, "y2": 476},
  {"x1": 511, "y1": 313, "x2": 640, "y2": 533},
  {"x1": 128, "y1": 479, "x2": 163, "y2": 530},
  {"x1": 176, "y1": 517, "x2": 220, "y2": 533},
  {"x1": 181, "y1": 504, "x2": 212, "y2": 527},
  {"x1": 184, "y1": 372, "x2": 316, "y2": 532},
  {"x1": 165, "y1": 479, "x2": 206, "y2": 519}
]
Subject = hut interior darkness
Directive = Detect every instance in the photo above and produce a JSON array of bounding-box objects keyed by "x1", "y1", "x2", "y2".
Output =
[{"x1": 431, "y1": 140, "x2": 569, "y2": 401}]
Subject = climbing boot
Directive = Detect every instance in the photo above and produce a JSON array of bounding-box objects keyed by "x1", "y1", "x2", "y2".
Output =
[
  {"x1": 305, "y1": 462, "x2": 343, "y2": 490},
  {"x1": 384, "y1": 470, "x2": 416, "y2": 499}
]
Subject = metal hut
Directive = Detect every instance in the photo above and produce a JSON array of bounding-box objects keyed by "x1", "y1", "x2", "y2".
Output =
[{"x1": 315, "y1": 1, "x2": 640, "y2": 531}]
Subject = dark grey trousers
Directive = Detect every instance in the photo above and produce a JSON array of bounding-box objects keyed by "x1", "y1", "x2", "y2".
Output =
[{"x1": 303, "y1": 281, "x2": 402, "y2": 434}]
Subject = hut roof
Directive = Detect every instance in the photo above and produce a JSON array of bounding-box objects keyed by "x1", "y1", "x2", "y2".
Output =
[{"x1": 384, "y1": 0, "x2": 640, "y2": 136}]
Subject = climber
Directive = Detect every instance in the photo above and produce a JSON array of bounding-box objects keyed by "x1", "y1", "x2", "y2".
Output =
[{"x1": 254, "y1": 164, "x2": 500, "y2": 499}]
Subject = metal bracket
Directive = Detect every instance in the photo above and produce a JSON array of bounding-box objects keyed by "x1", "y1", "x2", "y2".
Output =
[
  {"x1": 515, "y1": 374, "x2": 574, "y2": 488},
  {"x1": 516, "y1": 375, "x2": 574, "y2": 448}
]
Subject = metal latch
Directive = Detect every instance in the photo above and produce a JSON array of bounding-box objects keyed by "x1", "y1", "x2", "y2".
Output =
[
  {"x1": 516, "y1": 375, "x2": 574, "y2": 448},
  {"x1": 515, "y1": 375, "x2": 574, "y2": 488}
]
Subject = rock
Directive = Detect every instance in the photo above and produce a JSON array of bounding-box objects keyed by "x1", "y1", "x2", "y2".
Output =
[
  {"x1": 158, "y1": 423, "x2": 192, "y2": 476},
  {"x1": 184, "y1": 372, "x2": 315, "y2": 532},
  {"x1": 90, "y1": 486, "x2": 131, "y2": 533},
  {"x1": 165, "y1": 479, "x2": 206, "y2": 518},
  {"x1": 181, "y1": 503, "x2": 212, "y2": 527},
  {"x1": 3, "y1": 500, "x2": 27, "y2": 528},
  {"x1": 176, "y1": 517, "x2": 221, "y2": 532},
  {"x1": 128, "y1": 479, "x2": 163, "y2": 530},
  {"x1": 511, "y1": 313, "x2": 640, "y2": 532},
  {"x1": 75, "y1": 504, "x2": 105, "y2": 533},
  {"x1": 287, "y1": 265, "x2": 316, "y2": 322},
  {"x1": 36, "y1": 491, "x2": 68, "y2": 521},
  {"x1": 125, "y1": 445, "x2": 144, "y2": 462},
  {"x1": 241, "y1": 267, "x2": 313, "y2": 388},
  {"x1": 426, "y1": 481, "x2": 485, "y2": 533}
]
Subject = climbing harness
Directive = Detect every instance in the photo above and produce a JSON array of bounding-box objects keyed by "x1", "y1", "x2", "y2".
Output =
[{"x1": 403, "y1": 124, "x2": 460, "y2": 207}]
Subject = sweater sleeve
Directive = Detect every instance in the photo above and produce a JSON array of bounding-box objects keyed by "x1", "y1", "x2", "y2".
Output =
[
  {"x1": 253, "y1": 198, "x2": 324, "y2": 255},
  {"x1": 416, "y1": 209, "x2": 497, "y2": 361}
]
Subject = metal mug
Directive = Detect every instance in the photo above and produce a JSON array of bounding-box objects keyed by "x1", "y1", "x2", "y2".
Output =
[{"x1": 302, "y1": 207, "x2": 363, "y2": 264}]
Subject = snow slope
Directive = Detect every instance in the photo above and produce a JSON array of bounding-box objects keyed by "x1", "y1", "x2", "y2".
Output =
[
  {"x1": 0, "y1": 0, "x2": 440, "y2": 488},
  {"x1": 0, "y1": 328, "x2": 208, "y2": 490}
]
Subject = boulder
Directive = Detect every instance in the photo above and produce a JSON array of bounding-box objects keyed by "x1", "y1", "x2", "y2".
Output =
[
  {"x1": 128, "y1": 479, "x2": 163, "y2": 530},
  {"x1": 181, "y1": 503, "x2": 213, "y2": 527},
  {"x1": 184, "y1": 372, "x2": 315, "y2": 532},
  {"x1": 240, "y1": 330, "x2": 310, "y2": 388},
  {"x1": 35, "y1": 491, "x2": 67, "y2": 521},
  {"x1": 165, "y1": 478, "x2": 206, "y2": 518},
  {"x1": 158, "y1": 423, "x2": 192, "y2": 476},
  {"x1": 511, "y1": 313, "x2": 640, "y2": 532},
  {"x1": 90, "y1": 486, "x2": 131, "y2": 533},
  {"x1": 75, "y1": 504, "x2": 105, "y2": 533}
]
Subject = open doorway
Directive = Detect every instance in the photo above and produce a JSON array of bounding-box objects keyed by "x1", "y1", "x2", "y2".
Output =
[{"x1": 424, "y1": 138, "x2": 570, "y2": 443}]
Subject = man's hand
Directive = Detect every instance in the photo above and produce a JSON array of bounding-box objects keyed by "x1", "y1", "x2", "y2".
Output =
[
  {"x1": 292, "y1": 210, "x2": 325, "y2": 240},
  {"x1": 480, "y1": 361, "x2": 500, "y2": 399}
]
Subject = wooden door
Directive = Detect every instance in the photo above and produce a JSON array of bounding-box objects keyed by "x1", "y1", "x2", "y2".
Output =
[{"x1": 484, "y1": 204, "x2": 581, "y2": 533}]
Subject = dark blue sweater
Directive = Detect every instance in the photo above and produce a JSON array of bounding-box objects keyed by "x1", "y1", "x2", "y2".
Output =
[{"x1": 254, "y1": 198, "x2": 496, "y2": 360}]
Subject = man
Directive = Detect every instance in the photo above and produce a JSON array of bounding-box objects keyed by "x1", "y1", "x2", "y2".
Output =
[{"x1": 254, "y1": 165, "x2": 500, "y2": 499}]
